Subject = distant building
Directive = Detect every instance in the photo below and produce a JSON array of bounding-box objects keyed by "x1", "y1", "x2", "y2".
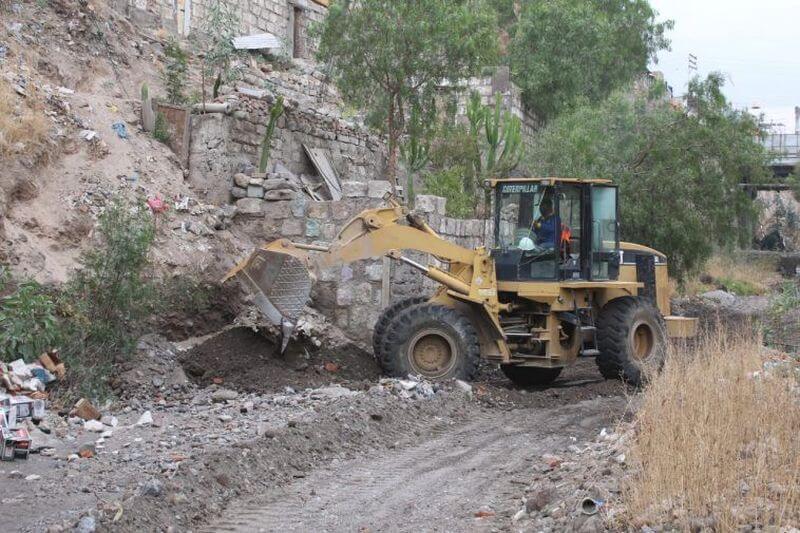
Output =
[{"x1": 761, "y1": 107, "x2": 800, "y2": 179}]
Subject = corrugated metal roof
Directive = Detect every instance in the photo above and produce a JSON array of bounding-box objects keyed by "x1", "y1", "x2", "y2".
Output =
[{"x1": 232, "y1": 33, "x2": 282, "y2": 51}]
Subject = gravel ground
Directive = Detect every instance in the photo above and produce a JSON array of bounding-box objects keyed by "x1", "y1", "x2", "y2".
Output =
[{"x1": 0, "y1": 330, "x2": 632, "y2": 532}]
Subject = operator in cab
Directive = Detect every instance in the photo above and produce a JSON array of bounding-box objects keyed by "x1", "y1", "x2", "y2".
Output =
[{"x1": 533, "y1": 197, "x2": 559, "y2": 248}]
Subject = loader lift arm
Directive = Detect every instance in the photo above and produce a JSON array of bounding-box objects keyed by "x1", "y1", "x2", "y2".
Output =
[{"x1": 223, "y1": 198, "x2": 509, "y2": 357}]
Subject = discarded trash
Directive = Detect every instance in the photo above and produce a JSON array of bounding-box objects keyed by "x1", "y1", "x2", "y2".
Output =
[
  {"x1": 580, "y1": 497, "x2": 604, "y2": 516},
  {"x1": 80, "y1": 129, "x2": 97, "y2": 141},
  {"x1": 323, "y1": 361, "x2": 339, "y2": 373},
  {"x1": 146, "y1": 196, "x2": 168, "y2": 214},
  {"x1": 111, "y1": 121, "x2": 128, "y2": 139},
  {"x1": 78, "y1": 443, "x2": 96, "y2": 459}
]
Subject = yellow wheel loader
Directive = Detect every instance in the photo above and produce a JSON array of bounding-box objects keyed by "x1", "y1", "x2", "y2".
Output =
[{"x1": 225, "y1": 178, "x2": 697, "y2": 386}]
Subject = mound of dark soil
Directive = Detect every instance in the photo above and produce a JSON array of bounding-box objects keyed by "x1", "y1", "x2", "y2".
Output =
[{"x1": 179, "y1": 327, "x2": 381, "y2": 393}]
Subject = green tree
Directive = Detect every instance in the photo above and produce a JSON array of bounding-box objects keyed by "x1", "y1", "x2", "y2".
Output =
[
  {"x1": 163, "y1": 37, "x2": 189, "y2": 105},
  {"x1": 509, "y1": 0, "x2": 671, "y2": 120},
  {"x1": 194, "y1": 0, "x2": 245, "y2": 105},
  {"x1": 316, "y1": 0, "x2": 499, "y2": 190},
  {"x1": 528, "y1": 74, "x2": 768, "y2": 278}
]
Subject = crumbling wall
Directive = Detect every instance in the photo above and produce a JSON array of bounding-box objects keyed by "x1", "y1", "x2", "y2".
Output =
[
  {"x1": 229, "y1": 193, "x2": 491, "y2": 343},
  {"x1": 189, "y1": 96, "x2": 386, "y2": 204},
  {"x1": 127, "y1": 0, "x2": 326, "y2": 57}
]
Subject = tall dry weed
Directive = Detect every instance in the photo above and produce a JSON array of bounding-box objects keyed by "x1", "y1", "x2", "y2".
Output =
[
  {"x1": 0, "y1": 78, "x2": 51, "y2": 164},
  {"x1": 622, "y1": 329, "x2": 800, "y2": 530}
]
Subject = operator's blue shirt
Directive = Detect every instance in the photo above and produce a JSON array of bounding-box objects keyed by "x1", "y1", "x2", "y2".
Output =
[{"x1": 535, "y1": 215, "x2": 560, "y2": 247}]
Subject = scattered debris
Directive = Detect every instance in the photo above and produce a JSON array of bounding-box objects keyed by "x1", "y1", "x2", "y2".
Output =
[
  {"x1": 136, "y1": 411, "x2": 153, "y2": 426},
  {"x1": 304, "y1": 145, "x2": 343, "y2": 200},
  {"x1": 80, "y1": 129, "x2": 97, "y2": 141},
  {"x1": 111, "y1": 121, "x2": 129, "y2": 139}
]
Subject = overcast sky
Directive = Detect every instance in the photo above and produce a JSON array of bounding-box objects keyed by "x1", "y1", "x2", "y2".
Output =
[{"x1": 649, "y1": 0, "x2": 800, "y2": 132}]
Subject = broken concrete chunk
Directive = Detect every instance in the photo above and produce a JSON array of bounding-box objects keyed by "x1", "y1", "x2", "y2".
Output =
[
  {"x1": 249, "y1": 177, "x2": 265, "y2": 187},
  {"x1": 701, "y1": 289, "x2": 736, "y2": 306},
  {"x1": 84, "y1": 419, "x2": 105, "y2": 432},
  {"x1": 136, "y1": 411, "x2": 153, "y2": 426},
  {"x1": 454, "y1": 380, "x2": 473, "y2": 397},
  {"x1": 264, "y1": 189, "x2": 296, "y2": 201},
  {"x1": 211, "y1": 388, "x2": 239, "y2": 402}
]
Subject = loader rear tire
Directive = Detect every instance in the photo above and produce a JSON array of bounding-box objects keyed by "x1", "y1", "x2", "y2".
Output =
[
  {"x1": 372, "y1": 296, "x2": 428, "y2": 361},
  {"x1": 501, "y1": 365, "x2": 562, "y2": 387},
  {"x1": 596, "y1": 296, "x2": 666, "y2": 386},
  {"x1": 378, "y1": 303, "x2": 480, "y2": 381}
]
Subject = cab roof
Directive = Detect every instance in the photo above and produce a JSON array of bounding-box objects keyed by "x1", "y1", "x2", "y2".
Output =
[{"x1": 488, "y1": 177, "x2": 613, "y2": 187}]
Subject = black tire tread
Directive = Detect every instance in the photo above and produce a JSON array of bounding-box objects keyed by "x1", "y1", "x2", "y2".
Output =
[
  {"x1": 372, "y1": 296, "x2": 427, "y2": 360},
  {"x1": 596, "y1": 296, "x2": 666, "y2": 385},
  {"x1": 377, "y1": 303, "x2": 480, "y2": 381}
]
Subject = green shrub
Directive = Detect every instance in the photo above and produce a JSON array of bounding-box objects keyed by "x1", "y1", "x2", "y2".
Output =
[
  {"x1": 764, "y1": 282, "x2": 800, "y2": 350},
  {"x1": 163, "y1": 38, "x2": 189, "y2": 105},
  {"x1": 153, "y1": 111, "x2": 171, "y2": 143},
  {"x1": 59, "y1": 199, "x2": 157, "y2": 399},
  {"x1": 423, "y1": 167, "x2": 475, "y2": 219},
  {"x1": 0, "y1": 269, "x2": 60, "y2": 362}
]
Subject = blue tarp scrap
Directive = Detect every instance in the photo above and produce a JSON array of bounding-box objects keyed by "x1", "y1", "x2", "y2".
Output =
[{"x1": 112, "y1": 121, "x2": 128, "y2": 139}]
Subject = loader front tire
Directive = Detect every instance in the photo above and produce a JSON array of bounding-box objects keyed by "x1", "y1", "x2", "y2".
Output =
[
  {"x1": 501, "y1": 365, "x2": 562, "y2": 387},
  {"x1": 372, "y1": 296, "x2": 428, "y2": 361},
  {"x1": 378, "y1": 303, "x2": 480, "y2": 381},
  {"x1": 596, "y1": 297, "x2": 666, "y2": 386}
]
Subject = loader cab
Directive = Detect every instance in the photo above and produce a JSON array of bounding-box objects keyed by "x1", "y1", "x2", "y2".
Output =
[{"x1": 492, "y1": 178, "x2": 620, "y2": 282}]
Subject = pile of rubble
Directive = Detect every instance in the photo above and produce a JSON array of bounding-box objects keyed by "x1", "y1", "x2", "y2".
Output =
[
  {"x1": 0, "y1": 351, "x2": 65, "y2": 461},
  {"x1": 510, "y1": 426, "x2": 631, "y2": 532}
]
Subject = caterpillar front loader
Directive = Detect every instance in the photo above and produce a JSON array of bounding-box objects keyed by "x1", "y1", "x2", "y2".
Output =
[{"x1": 224, "y1": 177, "x2": 697, "y2": 386}]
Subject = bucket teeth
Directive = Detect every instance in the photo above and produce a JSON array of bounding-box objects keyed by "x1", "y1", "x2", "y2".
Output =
[{"x1": 232, "y1": 249, "x2": 312, "y2": 331}]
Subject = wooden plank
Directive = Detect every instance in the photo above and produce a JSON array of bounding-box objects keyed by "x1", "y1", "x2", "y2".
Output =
[{"x1": 303, "y1": 145, "x2": 342, "y2": 201}]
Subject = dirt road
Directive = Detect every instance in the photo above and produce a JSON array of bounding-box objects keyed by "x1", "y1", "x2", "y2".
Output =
[{"x1": 201, "y1": 395, "x2": 626, "y2": 532}]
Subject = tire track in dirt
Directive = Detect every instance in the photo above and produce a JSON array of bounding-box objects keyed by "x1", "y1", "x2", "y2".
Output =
[{"x1": 201, "y1": 396, "x2": 627, "y2": 532}]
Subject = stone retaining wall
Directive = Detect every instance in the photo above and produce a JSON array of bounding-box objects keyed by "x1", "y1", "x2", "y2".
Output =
[
  {"x1": 231, "y1": 194, "x2": 491, "y2": 343},
  {"x1": 189, "y1": 96, "x2": 386, "y2": 204}
]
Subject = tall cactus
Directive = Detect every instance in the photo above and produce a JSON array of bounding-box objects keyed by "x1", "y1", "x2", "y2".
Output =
[
  {"x1": 258, "y1": 95, "x2": 285, "y2": 174},
  {"x1": 485, "y1": 92, "x2": 522, "y2": 178}
]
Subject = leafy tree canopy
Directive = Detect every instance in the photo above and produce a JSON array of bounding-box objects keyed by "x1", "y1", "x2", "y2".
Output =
[
  {"x1": 316, "y1": 0, "x2": 499, "y2": 185},
  {"x1": 527, "y1": 74, "x2": 769, "y2": 278},
  {"x1": 509, "y1": 0, "x2": 672, "y2": 120}
]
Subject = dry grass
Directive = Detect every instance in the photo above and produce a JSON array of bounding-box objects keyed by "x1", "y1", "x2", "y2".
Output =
[
  {"x1": 0, "y1": 78, "x2": 51, "y2": 164},
  {"x1": 621, "y1": 330, "x2": 800, "y2": 530},
  {"x1": 680, "y1": 254, "x2": 781, "y2": 297}
]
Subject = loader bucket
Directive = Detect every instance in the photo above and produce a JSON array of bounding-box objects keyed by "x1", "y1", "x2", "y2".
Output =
[{"x1": 224, "y1": 246, "x2": 313, "y2": 347}]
